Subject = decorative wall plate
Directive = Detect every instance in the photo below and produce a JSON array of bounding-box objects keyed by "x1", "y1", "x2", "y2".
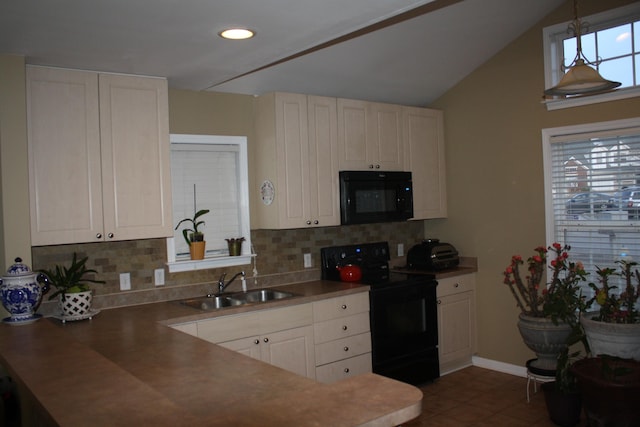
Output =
[{"x1": 260, "y1": 180, "x2": 275, "y2": 205}]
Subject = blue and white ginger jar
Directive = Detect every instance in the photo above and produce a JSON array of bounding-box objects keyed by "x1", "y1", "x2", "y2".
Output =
[{"x1": 0, "y1": 258, "x2": 51, "y2": 324}]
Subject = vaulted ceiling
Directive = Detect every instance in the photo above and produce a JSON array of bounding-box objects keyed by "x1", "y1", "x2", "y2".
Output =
[{"x1": 0, "y1": 0, "x2": 565, "y2": 106}]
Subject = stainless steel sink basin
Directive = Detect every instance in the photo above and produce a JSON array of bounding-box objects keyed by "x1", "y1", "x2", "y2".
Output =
[
  {"x1": 228, "y1": 289, "x2": 297, "y2": 304},
  {"x1": 178, "y1": 289, "x2": 297, "y2": 311},
  {"x1": 180, "y1": 296, "x2": 243, "y2": 310}
]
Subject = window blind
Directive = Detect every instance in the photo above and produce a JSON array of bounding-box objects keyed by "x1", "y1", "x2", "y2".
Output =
[
  {"x1": 171, "y1": 143, "x2": 242, "y2": 257},
  {"x1": 547, "y1": 127, "x2": 640, "y2": 300}
]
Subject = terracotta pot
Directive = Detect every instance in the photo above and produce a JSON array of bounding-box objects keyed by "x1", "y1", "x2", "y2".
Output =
[
  {"x1": 571, "y1": 357, "x2": 640, "y2": 426},
  {"x1": 336, "y1": 264, "x2": 362, "y2": 282},
  {"x1": 189, "y1": 241, "x2": 206, "y2": 260}
]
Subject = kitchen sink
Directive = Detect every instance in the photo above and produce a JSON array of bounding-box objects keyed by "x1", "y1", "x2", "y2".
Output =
[
  {"x1": 228, "y1": 289, "x2": 297, "y2": 304},
  {"x1": 178, "y1": 289, "x2": 298, "y2": 311},
  {"x1": 180, "y1": 296, "x2": 243, "y2": 311}
]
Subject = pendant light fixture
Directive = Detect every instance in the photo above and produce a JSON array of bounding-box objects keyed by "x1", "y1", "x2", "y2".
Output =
[{"x1": 544, "y1": 0, "x2": 620, "y2": 97}]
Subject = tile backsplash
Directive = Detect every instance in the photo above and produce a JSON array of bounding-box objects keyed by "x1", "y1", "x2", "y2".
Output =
[{"x1": 32, "y1": 221, "x2": 425, "y2": 313}]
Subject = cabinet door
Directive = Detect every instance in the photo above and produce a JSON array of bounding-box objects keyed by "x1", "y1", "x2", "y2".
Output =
[
  {"x1": 27, "y1": 66, "x2": 104, "y2": 245},
  {"x1": 99, "y1": 74, "x2": 173, "y2": 241},
  {"x1": 261, "y1": 325, "x2": 316, "y2": 379},
  {"x1": 437, "y1": 275, "x2": 477, "y2": 374},
  {"x1": 307, "y1": 96, "x2": 339, "y2": 227},
  {"x1": 367, "y1": 102, "x2": 403, "y2": 171},
  {"x1": 337, "y1": 99, "x2": 368, "y2": 170},
  {"x1": 403, "y1": 107, "x2": 447, "y2": 219},
  {"x1": 218, "y1": 336, "x2": 262, "y2": 360}
]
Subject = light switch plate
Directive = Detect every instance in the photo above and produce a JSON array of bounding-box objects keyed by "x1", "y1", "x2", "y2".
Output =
[
  {"x1": 303, "y1": 253, "x2": 312, "y2": 268},
  {"x1": 154, "y1": 268, "x2": 165, "y2": 286},
  {"x1": 397, "y1": 243, "x2": 404, "y2": 257},
  {"x1": 119, "y1": 272, "x2": 131, "y2": 291}
]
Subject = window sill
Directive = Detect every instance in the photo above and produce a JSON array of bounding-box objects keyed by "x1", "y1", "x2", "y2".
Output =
[
  {"x1": 543, "y1": 87, "x2": 640, "y2": 111},
  {"x1": 167, "y1": 254, "x2": 255, "y2": 273}
]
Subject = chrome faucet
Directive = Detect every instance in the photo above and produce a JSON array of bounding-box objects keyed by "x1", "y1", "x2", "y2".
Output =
[{"x1": 216, "y1": 271, "x2": 245, "y2": 295}]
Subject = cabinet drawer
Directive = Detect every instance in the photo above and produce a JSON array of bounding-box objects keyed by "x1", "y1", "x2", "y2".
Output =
[
  {"x1": 315, "y1": 353, "x2": 372, "y2": 383},
  {"x1": 313, "y1": 292, "x2": 369, "y2": 322},
  {"x1": 436, "y1": 274, "x2": 476, "y2": 298},
  {"x1": 314, "y1": 332, "x2": 372, "y2": 366},
  {"x1": 258, "y1": 304, "x2": 313, "y2": 335},
  {"x1": 314, "y1": 311, "x2": 370, "y2": 344}
]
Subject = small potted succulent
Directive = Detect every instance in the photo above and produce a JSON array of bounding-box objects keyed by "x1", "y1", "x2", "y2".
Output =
[
  {"x1": 175, "y1": 208, "x2": 210, "y2": 260},
  {"x1": 42, "y1": 253, "x2": 105, "y2": 317}
]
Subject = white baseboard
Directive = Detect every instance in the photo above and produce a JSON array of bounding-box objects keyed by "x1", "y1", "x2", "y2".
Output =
[{"x1": 471, "y1": 355, "x2": 528, "y2": 378}]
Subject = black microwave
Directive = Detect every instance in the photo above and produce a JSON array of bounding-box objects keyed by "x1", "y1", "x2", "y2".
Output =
[{"x1": 339, "y1": 171, "x2": 413, "y2": 225}]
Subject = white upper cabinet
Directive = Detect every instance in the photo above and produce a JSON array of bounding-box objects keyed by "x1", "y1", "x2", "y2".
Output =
[
  {"x1": 403, "y1": 106, "x2": 447, "y2": 219},
  {"x1": 337, "y1": 99, "x2": 403, "y2": 171},
  {"x1": 27, "y1": 66, "x2": 173, "y2": 245},
  {"x1": 255, "y1": 92, "x2": 339, "y2": 229}
]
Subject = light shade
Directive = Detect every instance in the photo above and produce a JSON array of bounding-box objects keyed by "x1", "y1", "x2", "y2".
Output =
[
  {"x1": 219, "y1": 28, "x2": 255, "y2": 40},
  {"x1": 544, "y1": 59, "x2": 621, "y2": 96}
]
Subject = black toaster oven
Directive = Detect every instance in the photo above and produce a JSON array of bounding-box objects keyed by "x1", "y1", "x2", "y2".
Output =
[{"x1": 407, "y1": 239, "x2": 459, "y2": 271}]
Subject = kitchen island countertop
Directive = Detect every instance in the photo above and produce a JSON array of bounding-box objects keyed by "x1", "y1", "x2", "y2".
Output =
[{"x1": 0, "y1": 280, "x2": 422, "y2": 426}]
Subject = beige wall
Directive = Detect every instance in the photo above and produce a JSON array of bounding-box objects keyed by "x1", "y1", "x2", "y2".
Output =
[
  {"x1": 428, "y1": 0, "x2": 640, "y2": 366},
  {"x1": 0, "y1": 55, "x2": 31, "y2": 271}
]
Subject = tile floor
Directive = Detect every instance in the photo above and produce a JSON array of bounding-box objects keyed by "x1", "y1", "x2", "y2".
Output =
[{"x1": 402, "y1": 366, "x2": 584, "y2": 427}]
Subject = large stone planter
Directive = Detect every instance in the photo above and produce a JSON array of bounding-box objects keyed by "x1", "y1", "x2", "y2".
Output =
[
  {"x1": 581, "y1": 313, "x2": 640, "y2": 360},
  {"x1": 518, "y1": 313, "x2": 573, "y2": 371}
]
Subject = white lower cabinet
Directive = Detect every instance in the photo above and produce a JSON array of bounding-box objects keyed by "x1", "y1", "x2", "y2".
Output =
[
  {"x1": 436, "y1": 274, "x2": 477, "y2": 374},
  {"x1": 194, "y1": 304, "x2": 316, "y2": 379},
  {"x1": 313, "y1": 292, "x2": 372, "y2": 383}
]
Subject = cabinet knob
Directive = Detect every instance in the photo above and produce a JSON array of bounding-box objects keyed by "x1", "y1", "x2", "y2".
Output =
[
  {"x1": 454, "y1": 283, "x2": 460, "y2": 288},
  {"x1": 344, "y1": 368, "x2": 350, "y2": 373},
  {"x1": 344, "y1": 346, "x2": 349, "y2": 352},
  {"x1": 375, "y1": 164, "x2": 380, "y2": 169},
  {"x1": 341, "y1": 304, "x2": 347, "y2": 310},
  {"x1": 342, "y1": 325, "x2": 348, "y2": 331},
  {"x1": 313, "y1": 220, "x2": 319, "y2": 225},
  {"x1": 306, "y1": 220, "x2": 312, "y2": 225},
  {"x1": 368, "y1": 164, "x2": 374, "y2": 169},
  {"x1": 96, "y1": 233, "x2": 102, "y2": 239},
  {"x1": 107, "y1": 233, "x2": 114, "y2": 239},
  {"x1": 437, "y1": 299, "x2": 442, "y2": 305},
  {"x1": 254, "y1": 339, "x2": 260, "y2": 345},
  {"x1": 263, "y1": 338, "x2": 269, "y2": 343}
]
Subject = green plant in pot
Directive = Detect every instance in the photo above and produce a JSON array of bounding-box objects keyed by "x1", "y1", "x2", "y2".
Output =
[
  {"x1": 42, "y1": 253, "x2": 105, "y2": 317},
  {"x1": 580, "y1": 259, "x2": 640, "y2": 360},
  {"x1": 175, "y1": 208, "x2": 210, "y2": 260},
  {"x1": 503, "y1": 243, "x2": 588, "y2": 372}
]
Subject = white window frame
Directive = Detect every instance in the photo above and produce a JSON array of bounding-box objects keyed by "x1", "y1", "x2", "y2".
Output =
[
  {"x1": 542, "y1": 2, "x2": 640, "y2": 111},
  {"x1": 166, "y1": 134, "x2": 254, "y2": 273},
  {"x1": 543, "y1": 117, "x2": 640, "y2": 298}
]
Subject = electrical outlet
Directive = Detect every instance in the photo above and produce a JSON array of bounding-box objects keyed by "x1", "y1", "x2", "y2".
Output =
[
  {"x1": 154, "y1": 268, "x2": 165, "y2": 286},
  {"x1": 303, "y1": 253, "x2": 312, "y2": 268},
  {"x1": 119, "y1": 272, "x2": 131, "y2": 291},
  {"x1": 397, "y1": 243, "x2": 404, "y2": 257}
]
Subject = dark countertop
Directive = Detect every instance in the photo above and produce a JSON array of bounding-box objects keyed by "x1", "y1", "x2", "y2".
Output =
[{"x1": 0, "y1": 280, "x2": 422, "y2": 426}]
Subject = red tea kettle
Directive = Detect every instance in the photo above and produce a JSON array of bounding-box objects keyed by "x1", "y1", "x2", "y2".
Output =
[{"x1": 336, "y1": 264, "x2": 362, "y2": 282}]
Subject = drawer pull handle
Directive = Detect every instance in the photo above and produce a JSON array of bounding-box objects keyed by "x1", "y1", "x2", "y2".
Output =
[
  {"x1": 342, "y1": 325, "x2": 348, "y2": 331},
  {"x1": 341, "y1": 304, "x2": 347, "y2": 310},
  {"x1": 344, "y1": 346, "x2": 349, "y2": 352},
  {"x1": 263, "y1": 338, "x2": 269, "y2": 343},
  {"x1": 254, "y1": 339, "x2": 260, "y2": 345},
  {"x1": 344, "y1": 368, "x2": 350, "y2": 373}
]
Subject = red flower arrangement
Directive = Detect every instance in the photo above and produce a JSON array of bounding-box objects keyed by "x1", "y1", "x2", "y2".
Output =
[{"x1": 503, "y1": 243, "x2": 588, "y2": 323}]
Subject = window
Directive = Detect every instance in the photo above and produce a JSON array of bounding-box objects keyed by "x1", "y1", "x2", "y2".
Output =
[
  {"x1": 543, "y1": 117, "x2": 640, "y2": 301},
  {"x1": 166, "y1": 134, "x2": 253, "y2": 273},
  {"x1": 543, "y1": 2, "x2": 640, "y2": 110}
]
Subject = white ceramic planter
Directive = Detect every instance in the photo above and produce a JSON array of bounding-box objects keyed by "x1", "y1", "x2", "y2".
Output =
[
  {"x1": 60, "y1": 290, "x2": 92, "y2": 317},
  {"x1": 580, "y1": 313, "x2": 640, "y2": 361}
]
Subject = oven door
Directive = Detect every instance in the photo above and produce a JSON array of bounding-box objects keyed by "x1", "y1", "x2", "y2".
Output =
[{"x1": 369, "y1": 278, "x2": 439, "y2": 384}]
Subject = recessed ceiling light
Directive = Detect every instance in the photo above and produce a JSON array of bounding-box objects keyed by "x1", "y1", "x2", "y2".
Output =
[{"x1": 219, "y1": 28, "x2": 255, "y2": 40}]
